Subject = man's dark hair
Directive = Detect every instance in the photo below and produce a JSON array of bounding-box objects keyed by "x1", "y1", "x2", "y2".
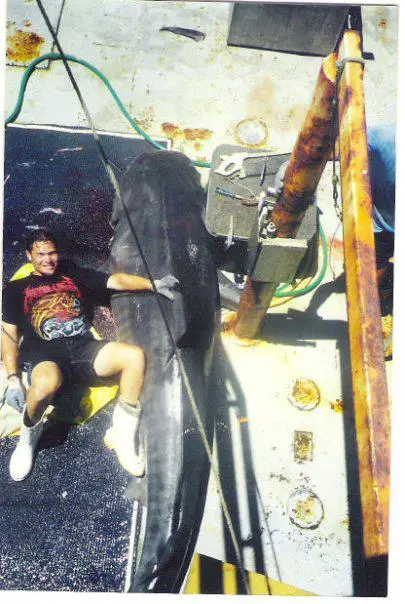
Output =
[{"x1": 25, "y1": 229, "x2": 58, "y2": 252}]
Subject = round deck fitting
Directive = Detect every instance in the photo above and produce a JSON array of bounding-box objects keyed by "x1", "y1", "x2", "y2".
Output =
[
  {"x1": 288, "y1": 378, "x2": 321, "y2": 411},
  {"x1": 287, "y1": 488, "x2": 324, "y2": 529},
  {"x1": 235, "y1": 118, "x2": 268, "y2": 146}
]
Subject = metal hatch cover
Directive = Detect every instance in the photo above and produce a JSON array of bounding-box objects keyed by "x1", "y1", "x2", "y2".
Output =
[{"x1": 227, "y1": 3, "x2": 350, "y2": 57}]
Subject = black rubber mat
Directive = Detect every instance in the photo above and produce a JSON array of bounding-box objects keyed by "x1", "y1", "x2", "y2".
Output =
[
  {"x1": 1, "y1": 126, "x2": 166, "y2": 591},
  {"x1": 2, "y1": 124, "x2": 167, "y2": 283},
  {"x1": 0, "y1": 405, "x2": 135, "y2": 591}
]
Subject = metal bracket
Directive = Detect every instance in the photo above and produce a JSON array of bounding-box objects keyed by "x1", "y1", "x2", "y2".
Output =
[{"x1": 248, "y1": 211, "x2": 308, "y2": 283}]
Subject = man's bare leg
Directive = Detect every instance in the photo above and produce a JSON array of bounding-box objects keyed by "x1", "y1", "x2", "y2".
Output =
[
  {"x1": 93, "y1": 342, "x2": 146, "y2": 405},
  {"x1": 10, "y1": 361, "x2": 63, "y2": 481},
  {"x1": 93, "y1": 342, "x2": 146, "y2": 476},
  {"x1": 26, "y1": 361, "x2": 64, "y2": 424}
]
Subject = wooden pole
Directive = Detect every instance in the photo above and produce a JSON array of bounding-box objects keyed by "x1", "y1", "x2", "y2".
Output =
[
  {"x1": 234, "y1": 53, "x2": 337, "y2": 338},
  {"x1": 337, "y1": 30, "x2": 390, "y2": 595}
]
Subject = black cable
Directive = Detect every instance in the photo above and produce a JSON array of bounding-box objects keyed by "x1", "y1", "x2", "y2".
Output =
[
  {"x1": 34, "y1": 1, "x2": 172, "y2": 340},
  {"x1": 35, "y1": 0, "x2": 251, "y2": 593},
  {"x1": 35, "y1": 0, "x2": 170, "y2": 314},
  {"x1": 36, "y1": 1, "x2": 111, "y2": 171},
  {"x1": 253, "y1": 475, "x2": 282, "y2": 587}
]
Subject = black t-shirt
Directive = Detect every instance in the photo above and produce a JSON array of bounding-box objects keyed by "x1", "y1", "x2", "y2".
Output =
[{"x1": 2, "y1": 261, "x2": 110, "y2": 348}]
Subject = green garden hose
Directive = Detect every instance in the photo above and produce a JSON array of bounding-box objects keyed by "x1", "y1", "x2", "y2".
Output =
[
  {"x1": 5, "y1": 52, "x2": 210, "y2": 168},
  {"x1": 5, "y1": 52, "x2": 328, "y2": 297}
]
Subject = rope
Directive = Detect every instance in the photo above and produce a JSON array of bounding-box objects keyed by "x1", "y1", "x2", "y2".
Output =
[
  {"x1": 35, "y1": 0, "x2": 250, "y2": 593},
  {"x1": 328, "y1": 219, "x2": 342, "y2": 282},
  {"x1": 0, "y1": 386, "x2": 8, "y2": 410},
  {"x1": 331, "y1": 65, "x2": 342, "y2": 222},
  {"x1": 336, "y1": 57, "x2": 365, "y2": 71}
]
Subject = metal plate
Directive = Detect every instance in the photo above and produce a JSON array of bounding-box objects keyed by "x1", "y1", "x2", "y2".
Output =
[
  {"x1": 228, "y1": 3, "x2": 350, "y2": 57},
  {"x1": 6, "y1": 0, "x2": 65, "y2": 68},
  {"x1": 206, "y1": 145, "x2": 290, "y2": 240},
  {"x1": 294, "y1": 431, "x2": 314, "y2": 463}
]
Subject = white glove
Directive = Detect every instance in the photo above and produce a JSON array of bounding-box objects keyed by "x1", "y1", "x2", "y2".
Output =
[
  {"x1": 5, "y1": 376, "x2": 25, "y2": 412},
  {"x1": 154, "y1": 275, "x2": 179, "y2": 301}
]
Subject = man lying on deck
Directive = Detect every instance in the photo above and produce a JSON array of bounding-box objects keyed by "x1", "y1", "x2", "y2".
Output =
[{"x1": 1, "y1": 229, "x2": 178, "y2": 482}]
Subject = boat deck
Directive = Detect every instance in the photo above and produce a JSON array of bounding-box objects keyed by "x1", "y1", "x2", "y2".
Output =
[{"x1": 2, "y1": 0, "x2": 398, "y2": 596}]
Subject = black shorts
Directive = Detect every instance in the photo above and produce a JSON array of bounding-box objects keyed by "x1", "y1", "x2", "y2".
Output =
[{"x1": 22, "y1": 333, "x2": 115, "y2": 387}]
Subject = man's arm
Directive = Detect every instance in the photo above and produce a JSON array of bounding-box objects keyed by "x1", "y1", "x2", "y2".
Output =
[
  {"x1": 106, "y1": 273, "x2": 179, "y2": 301},
  {"x1": 72, "y1": 263, "x2": 178, "y2": 301},
  {"x1": 106, "y1": 273, "x2": 153, "y2": 292},
  {"x1": 1, "y1": 322, "x2": 20, "y2": 376}
]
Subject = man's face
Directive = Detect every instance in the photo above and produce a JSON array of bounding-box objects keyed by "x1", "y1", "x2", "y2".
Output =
[{"x1": 26, "y1": 241, "x2": 59, "y2": 276}]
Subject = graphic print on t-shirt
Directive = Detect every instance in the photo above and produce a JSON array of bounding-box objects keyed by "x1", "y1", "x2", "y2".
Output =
[{"x1": 23, "y1": 276, "x2": 90, "y2": 340}]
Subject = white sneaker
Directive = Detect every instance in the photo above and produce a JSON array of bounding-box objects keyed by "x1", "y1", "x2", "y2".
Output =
[
  {"x1": 9, "y1": 407, "x2": 44, "y2": 481},
  {"x1": 105, "y1": 402, "x2": 145, "y2": 477}
]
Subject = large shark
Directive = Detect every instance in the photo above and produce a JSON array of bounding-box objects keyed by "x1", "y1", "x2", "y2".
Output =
[{"x1": 106, "y1": 151, "x2": 220, "y2": 592}]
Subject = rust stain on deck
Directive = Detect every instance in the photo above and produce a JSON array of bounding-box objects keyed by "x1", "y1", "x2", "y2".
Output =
[
  {"x1": 287, "y1": 489, "x2": 324, "y2": 529},
  {"x1": 221, "y1": 310, "x2": 263, "y2": 347},
  {"x1": 183, "y1": 127, "x2": 212, "y2": 141},
  {"x1": 161, "y1": 122, "x2": 213, "y2": 145},
  {"x1": 329, "y1": 399, "x2": 344, "y2": 413},
  {"x1": 137, "y1": 105, "x2": 155, "y2": 131},
  {"x1": 161, "y1": 122, "x2": 183, "y2": 140},
  {"x1": 329, "y1": 236, "x2": 344, "y2": 259},
  {"x1": 7, "y1": 28, "x2": 45, "y2": 63}
]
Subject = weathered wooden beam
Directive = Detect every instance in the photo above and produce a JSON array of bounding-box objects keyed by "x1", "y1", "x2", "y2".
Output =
[
  {"x1": 234, "y1": 53, "x2": 337, "y2": 338},
  {"x1": 232, "y1": 280, "x2": 278, "y2": 339},
  {"x1": 337, "y1": 30, "x2": 390, "y2": 593}
]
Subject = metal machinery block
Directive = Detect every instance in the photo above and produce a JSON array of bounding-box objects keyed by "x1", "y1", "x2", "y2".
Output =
[
  {"x1": 206, "y1": 144, "x2": 318, "y2": 282},
  {"x1": 247, "y1": 229, "x2": 308, "y2": 283}
]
